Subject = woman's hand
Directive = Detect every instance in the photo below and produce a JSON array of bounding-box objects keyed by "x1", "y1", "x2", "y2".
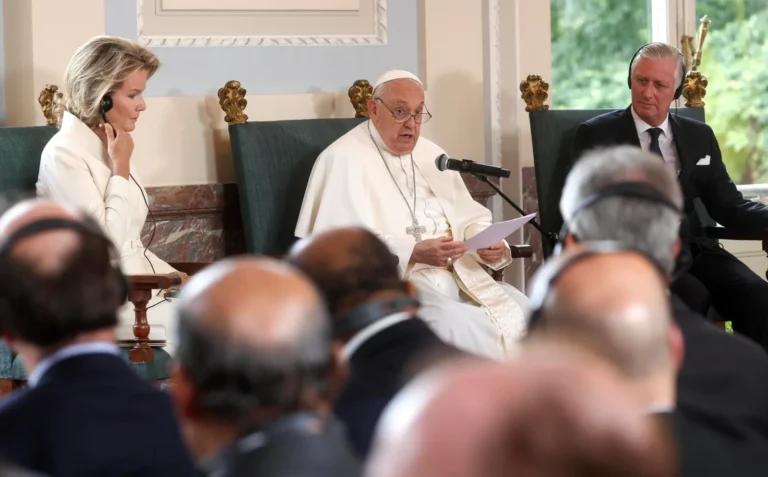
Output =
[{"x1": 104, "y1": 123, "x2": 134, "y2": 179}]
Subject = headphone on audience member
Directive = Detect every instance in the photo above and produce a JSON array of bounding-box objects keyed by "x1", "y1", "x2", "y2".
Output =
[
  {"x1": 100, "y1": 94, "x2": 114, "y2": 124},
  {"x1": 527, "y1": 240, "x2": 668, "y2": 330},
  {"x1": 627, "y1": 44, "x2": 687, "y2": 101},
  {"x1": 0, "y1": 218, "x2": 130, "y2": 303},
  {"x1": 333, "y1": 296, "x2": 420, "y2": 339},
  {"x1": 554, "y1": 181, "x2": 683, "y2": 256}
]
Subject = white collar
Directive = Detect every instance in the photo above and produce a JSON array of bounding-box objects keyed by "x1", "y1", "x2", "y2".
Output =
[
  {"x1": 60, "y1": 111, "x2": 107, "y2": 160},
  {"x1": 342, "y1": 311, "x2": 413, "y2": 359},
  {"x1": 630, "y1": 106, "x2": 671, "y2": 138},
  {"x1": 27, "y1": 341, "x2": 120, "y2": 387}
]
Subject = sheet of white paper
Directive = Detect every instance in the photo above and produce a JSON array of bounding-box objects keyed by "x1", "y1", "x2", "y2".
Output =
[{"x1": 464, "y1": 213, "x2": 538, "y2": 252}]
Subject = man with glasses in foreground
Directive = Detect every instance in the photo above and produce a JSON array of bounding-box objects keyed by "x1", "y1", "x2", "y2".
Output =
[{"x1": 296, "y1": 70, "x2": 528, "y2": 360}]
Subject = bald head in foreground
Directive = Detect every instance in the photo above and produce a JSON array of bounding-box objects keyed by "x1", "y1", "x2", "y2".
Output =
[
  {"x1": 367, "y1": 351, "x2": 676, "y2": 477},
  {"x1": 527, "y1": 243, "x2": 768, "y2": 476},
  {"x1": 171, "y1": 257, "x2": 361, "y2": 477},
  {"x1": 0, "y1": 199, "x2": 125, "y2": 369},
  {"x1": 527, "y1": 242, "x2": 681, "y2": 409},
  {"x1": 0, "y1": 199, "x2": 195, "y2": 477}
]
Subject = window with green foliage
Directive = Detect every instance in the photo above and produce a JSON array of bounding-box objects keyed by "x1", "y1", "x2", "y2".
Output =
[
  {"x1": 698, "y1": 0, "x2": 768, "y2": 184},
  {"x1": 550, "y1": 0, "x2": 652, "y2": 109}
]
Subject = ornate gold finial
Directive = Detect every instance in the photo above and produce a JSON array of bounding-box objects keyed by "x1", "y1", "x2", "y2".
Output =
[
  {"x1": 681, "y1": 35, "x2": 695, "y2": 72},
  {"x1": 348, "y1": 79, "x2": 373, "y2": 118},
  {"x1": 683, "y1": 71, "x2": 708, "y2": 107},
  {"x1": 682, "y1": 15, "x2": 711, "y2": 107},
  {"x1": 38, "y1": 84, "x2": 63, "y2": 126},
  {"x1": 519, "y1": 75, "x2": 550, "y2": 112},
  {"x1": 218, "y1": 80, "x2": 248, "y2": 125},
  {"x1": 692, "y1": 15, "x2": 711, "y2": 72}
]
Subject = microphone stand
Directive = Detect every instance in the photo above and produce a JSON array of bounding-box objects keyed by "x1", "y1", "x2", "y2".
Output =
[{"x1": 469, "y1": 172, "x2": 559, "y2": 242}]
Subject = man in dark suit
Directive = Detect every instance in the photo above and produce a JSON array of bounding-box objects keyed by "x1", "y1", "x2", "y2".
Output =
[
  {"x1": 572, "y1": 42, "x2": 768, "y2": 349},
  {"x1": 527, "y1": 243, "x2": 768, "y2": 476},
  {"x1": 0, "y1": 199, "x2": 195, "y2": 477},
  {"x1": 170, "y1": 257, "x2": 360, "y2": 477},
  {"x1": 557, "y1": 146, "x2": 768, "y2": 433},
  {"x1": 287, "y1": 227, "x2": 466, "y2": 458}
]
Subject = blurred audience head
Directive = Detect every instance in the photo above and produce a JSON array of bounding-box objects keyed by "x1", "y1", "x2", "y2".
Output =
[
  {"x1": 526, "y1": 242, "x2": 683, "y2": 408},
  {"x1": 367, "y1": 350, "x2": 676, "y2": 477},
  {"x1": 560, "y1": 145, "x2": 683, "y2": 276},
  {"x1": 64, "y1": 35, "x2": 159, "y2": 130},
  {"x1": 287, "y1": 227, "x2": 418, "y2": 342},
  {"x1": 0, "y1": 199, "x2": 125, "y2": 358},
  {"x1": 171, "y1": 257, "x2": 340, "y2": 459}
]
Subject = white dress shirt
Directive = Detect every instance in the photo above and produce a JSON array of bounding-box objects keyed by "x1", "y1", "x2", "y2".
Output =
[{"x1": 631, "y1": 107, "x2": 680, "y2": 174}]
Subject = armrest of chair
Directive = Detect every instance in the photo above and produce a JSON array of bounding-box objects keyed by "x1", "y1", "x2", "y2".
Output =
[
  {"x1": 168, "y1": 262, "x2": 211, "y2": 276},
  {"x1": 125, "y1": 273, "x2": 183, "y2": 364},
  {"x1": 703, "y1": 225, "x2": 768, "y2": 242},
  {"x1": 509, "y1": 244, "x2": 534, "y2": 259},
  {"x1": 704, "y1": 226, "x2": 768, "y2": 280},
  {"x1": 490, "y1": 244, "x2": 534, "y2": 281}
]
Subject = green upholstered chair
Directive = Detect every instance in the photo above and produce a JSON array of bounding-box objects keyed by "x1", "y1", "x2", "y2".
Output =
[
  {"x1": 0, "y1": 125, "x2": 59, "y2": 395},
  {"x1": 527, "y1": 107, "x2": 707, "y2": 257},
  {"x1": 230, "y1": 117, "x2": 365, "y2": 255}
]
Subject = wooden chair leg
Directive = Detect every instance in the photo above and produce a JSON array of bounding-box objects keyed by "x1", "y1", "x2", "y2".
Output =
[
  {"x1": 0, "y1": 378, "x2": 13, "y2": 397},
  {"x1": 129, "y1": 288, "x2": 154, "y2": 364},
  {"x1": 0, "y1": 379, "x2": 25, "y2": 397}
]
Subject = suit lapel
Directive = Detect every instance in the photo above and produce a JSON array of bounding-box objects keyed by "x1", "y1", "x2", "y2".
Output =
[
  {"x1": 669, "y1": 114, "x2": 695, "y2": 197},
  {"x1": 618, "y1": 107, "x2": 642, "y2": 148}
]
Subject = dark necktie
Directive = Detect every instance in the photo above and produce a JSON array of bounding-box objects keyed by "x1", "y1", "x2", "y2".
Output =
[{"x1": 648, "y1": 127, "x2": 664, "y2": 161}]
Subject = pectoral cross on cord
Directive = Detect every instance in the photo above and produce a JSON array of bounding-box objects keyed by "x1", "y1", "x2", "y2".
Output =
[
  {"x1": 368, "y1": 121, "x2": 426, "y2": 243},
  {"x1": 406, "y1": 219, "x2": 427, "y2": 242}
]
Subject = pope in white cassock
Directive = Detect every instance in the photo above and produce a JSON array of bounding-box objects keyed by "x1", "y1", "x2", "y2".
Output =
[{"x1": 295, "y1": 70, "x2": 528, "y2": 359}]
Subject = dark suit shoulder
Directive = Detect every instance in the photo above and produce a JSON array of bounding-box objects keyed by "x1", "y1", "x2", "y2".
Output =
[{"x1": 580, "y1": 108, "x2": 627, "y2": 129}]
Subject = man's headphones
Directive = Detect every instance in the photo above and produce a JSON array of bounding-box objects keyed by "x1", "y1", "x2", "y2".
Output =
[
  {"x1": 333, "y1": 296, "x2": 420, "y2": 339},
  {"x1": 555, "y1": 181, "x2": 683, "y2": 255},
  {"x1": 627, "y1": 44, "x2": 686, "y2": 100},
  {"x1": 0, "y1": 218, "x2": 130, "y2": 303},
  {"x1": 100, "y1": 94, "x2": 113, "y2": 124},
  {"x1": 528, "y1": 240, "x2": 668, "y2": 330}
]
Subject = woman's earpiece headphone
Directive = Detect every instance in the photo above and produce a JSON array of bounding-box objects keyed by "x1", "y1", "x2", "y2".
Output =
[
  {"x1": 627, "y1": 44, "x2": 687, "y2": 100},
  {"x1": 100, "y1": 95, "x2": 113, "y2": 124}
]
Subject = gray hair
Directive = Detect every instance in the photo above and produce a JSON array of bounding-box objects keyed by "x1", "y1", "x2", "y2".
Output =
[
  {"x1": 175, "y1": 304, "x2": 333, "y2": 429},
  {"x1": 560, "y1": 146, "x2": 683, "y2": 274},
  {"x1": 630, "y1": 42, "x2": 685, "y2": 89}
]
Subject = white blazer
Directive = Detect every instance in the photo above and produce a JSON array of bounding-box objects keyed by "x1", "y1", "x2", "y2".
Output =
[{"x1": 37, "y1": 111, "x2": 175, "y2": 276}]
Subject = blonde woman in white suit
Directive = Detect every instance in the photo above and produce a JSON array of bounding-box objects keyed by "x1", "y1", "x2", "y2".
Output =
[{"x1": 37, "y1": 36, "x2": 185, "y2": 353}]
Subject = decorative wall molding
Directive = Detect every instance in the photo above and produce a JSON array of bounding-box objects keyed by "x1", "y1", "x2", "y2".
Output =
[
  {"x1": 137, "y1": 0, "x2": 388, "y2": 47},
  {"x1": 160, "y1": 0, "x2": 359, "y2": 11},
  {"x1": 485, "y1": 0, "x2": 502, "y2": 218}
]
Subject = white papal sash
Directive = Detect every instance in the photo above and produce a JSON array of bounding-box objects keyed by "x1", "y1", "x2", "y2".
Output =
[{"x1": 451, "y1": 257, "x2": 526, "y2": 356}]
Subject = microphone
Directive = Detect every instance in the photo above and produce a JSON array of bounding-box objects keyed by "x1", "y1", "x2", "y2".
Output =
[
  {"x1": 435, "y1": 154, "x2": 558, "y2": 242},
  {"x1": 435, "y1": 154, "x2": 511, "y2": 179}
]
